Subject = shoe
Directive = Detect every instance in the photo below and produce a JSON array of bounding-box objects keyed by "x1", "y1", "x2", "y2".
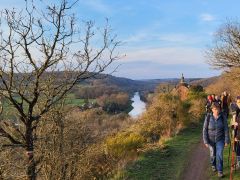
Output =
[
  {"x1": 211, "y1": 166, "x2": 216, "y2": 172},
  {"x1": 218, "y1": 172, "x2": 223, "y2": 178}
]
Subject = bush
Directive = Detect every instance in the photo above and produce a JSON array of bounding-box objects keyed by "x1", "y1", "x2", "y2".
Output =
[
  {"x1": 105, "y1": 132, "x2": 145, "y2": 158},
  {"x1": 189, "y1": 85, "x2": 203, "y2": 93},
  {"x1": 185, "y1": 90, "x2": 206, "y2": 123},
  {"x1": 97, "y1": 93, "x2": 131, "y2": 113},
  {"x1": 79, "y1": 144, "x2": 117, "y2": 179},
  {"x1": 137, "y1": 94, "x2": 182, "y2": 139},
  {"x1": 188, "y1": 91, "x2": 207, "y2": 100},
  {"x1": 188, "y1": 98, "x2": 206, "y2": 122},
  {"x1": 177, "y1": 100, "x2": 191, "y2": 126}
]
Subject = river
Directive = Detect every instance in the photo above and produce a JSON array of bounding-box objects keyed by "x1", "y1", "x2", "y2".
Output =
[{"x1": 129, "y1": 92, "x2": 146, "y2": 118}]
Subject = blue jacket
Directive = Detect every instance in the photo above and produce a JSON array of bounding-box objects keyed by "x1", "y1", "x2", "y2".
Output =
[{"x1": 203, "y1": 113, "x2": 230, "y2": 145}]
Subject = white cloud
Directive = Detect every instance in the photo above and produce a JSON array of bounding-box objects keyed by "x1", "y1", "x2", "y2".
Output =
[
  {"x1": 120, "y1": 47, "x2": 205, "y2": 65},
  {"x1": 200, "y1": 13, "x2": 216, "y2": 22},
  {"x1": 125, "y1": 32, "x2": 205, "y2": 47},
  {"x1": 125, "y1": 33, "x2": 169, "y2": 43}
]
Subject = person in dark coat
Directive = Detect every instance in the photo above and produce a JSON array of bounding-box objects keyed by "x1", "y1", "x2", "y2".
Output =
[
  {"x1": 205, "y1": 95, "x2": 213, "y2": 114},
  {"x1": 221, "y1": 91, "x2": 231, "y2": 118},
  {"x1": 230, "y1": 96, "x2": 240, "y2": 168},
  {"x1": 203, "y1": 102, "x2": 230, "y2": 178}
]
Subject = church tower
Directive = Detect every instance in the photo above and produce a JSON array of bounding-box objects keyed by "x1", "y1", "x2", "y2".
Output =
[{"x1": 172, "y1": 73, "x2": 189, "y2": 101}]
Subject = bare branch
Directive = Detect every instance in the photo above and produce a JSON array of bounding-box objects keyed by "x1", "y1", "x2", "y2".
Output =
[{"x1": 206, "y1": 20, "x2": 240, "y2": 70}]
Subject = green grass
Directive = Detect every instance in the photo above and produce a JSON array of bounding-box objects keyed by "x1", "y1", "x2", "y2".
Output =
[
  {"x1": 65, "y1": 98, "x2": 85, "y2": 106},
  {"x1": 65, "y1": 98, "x2": 96, "y2": 106},
  {"x1": 115, "y1": 124, "x2": 202, "y2": 180},
  {"x1": 1, "y1": 93, "x2": 96, "y2": 119},
  {"x1": 62, "y1": 93, "x2": 96, "y2": 106}
]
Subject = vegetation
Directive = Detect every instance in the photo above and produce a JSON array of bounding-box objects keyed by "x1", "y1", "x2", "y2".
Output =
[
  {"x1": 106, "y1": 132, "x2": 145, "y2": 157},
  {"x1": 0, "y1": 107, "x2": 131, "y2": 179},
  {"x1": 0, "y1": 0, "x2": 120, "y2": 179},
  {"x1": 206, "y1": 20, "x2": 240, "y2": 179},
  {"x1": 206, "y1": 69, "x2": 240, "y2": 98},
  {"x1": 116, "y1": 124, "x2": 202, "y2": 180},
  {"x1": 207, "y1": 20, "x2": 240, "y2": 70},
  {"x1": 73, "y1": 85, "x2": 120, "y2": 99},
  {"x1": 97, "y1": 92, "x2": 132, "y2": 113},
  {"x1": 104, "y1": 88, "x2": 206, "y2": 179},
  {"x1": 206, "y1": 20, "x2": 240, "y2": 97},
  {"x1": 2, "y1": 2, "x2": 240, "y2": 180}
]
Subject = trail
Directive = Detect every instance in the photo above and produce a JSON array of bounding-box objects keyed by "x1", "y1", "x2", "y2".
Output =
[{"x1": 180, "y1": 140, "x2": 209, "y2": 180}]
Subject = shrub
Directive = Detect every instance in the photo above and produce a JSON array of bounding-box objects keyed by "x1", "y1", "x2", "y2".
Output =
[
  {"x1": 189, "y1": 85, "x2": 204, "y2": 93},
  {"x1": 97, "y1": 93, "x2": 130, "y2": 113},
  {"x1": 189, "y1": 98, "x2": 205, "y2": 119},
  {"x1": 188, "y1": 91, "x2": 207, "y2": 100},
  {"x1": 105, "y1": 132, "x2": 145, "y2": 158},
  {"x1": 78, "y1": 144, "x2": 117, "y2": 179},
  {"x1": 139, "y1": 94, "x2": 181, "y2": 138},
  {"x1": 176, "y1": 100, "x2": 191, "y2": 126}
]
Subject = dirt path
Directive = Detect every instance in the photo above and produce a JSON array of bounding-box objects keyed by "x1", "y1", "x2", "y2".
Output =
[{"x1": 180, "y1": 140, "x2": 209, "y2": 180}]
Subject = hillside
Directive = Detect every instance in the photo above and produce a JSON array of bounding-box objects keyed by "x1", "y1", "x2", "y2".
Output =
[
  {"x1": 8, "y1": 71, "x2": 215, "y2": 93},
  {"x1": 80, "y1": 74, "x2": 211, "y2": 93},
  {"x1": 190, "y1": 76, "x2": 220, "y2": 88}
]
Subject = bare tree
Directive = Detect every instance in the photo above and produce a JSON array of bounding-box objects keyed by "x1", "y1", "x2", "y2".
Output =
[
  {"x1": 0, "y1": 0, "x2": 121, "y2": 179},
  {"x1": 206, "y1": 20, "x2": 240, "y2": 70}
]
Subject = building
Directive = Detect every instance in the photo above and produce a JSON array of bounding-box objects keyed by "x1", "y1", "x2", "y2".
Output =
[{"x1": 172, "y1": 74, "x2": 189, "y2": 101}]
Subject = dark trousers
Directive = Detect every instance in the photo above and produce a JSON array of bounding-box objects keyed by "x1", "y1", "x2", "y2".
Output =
[{"x1": 234, "y1": 141, "x2": 240, "y2": 162}]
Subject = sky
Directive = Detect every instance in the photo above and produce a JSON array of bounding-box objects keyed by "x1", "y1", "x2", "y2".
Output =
[{"x1": 1, "y1": 0, "x2": 240, "y2": 80}]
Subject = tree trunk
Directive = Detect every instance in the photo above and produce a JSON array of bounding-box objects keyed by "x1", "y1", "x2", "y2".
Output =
[
  {"x1": 26, "y1": 152, "x2": 36, "y2": 180},
  {"x1": 58, "y1": 118, "x2": 68, "y2": 179},
  {"x1": 26, "y1": 121, "x2": 36, "y2": 180}
]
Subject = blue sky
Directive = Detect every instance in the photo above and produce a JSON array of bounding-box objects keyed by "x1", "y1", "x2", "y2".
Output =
[{"x1": 1, "y1": 0, "x2": 240, "y2": 79}]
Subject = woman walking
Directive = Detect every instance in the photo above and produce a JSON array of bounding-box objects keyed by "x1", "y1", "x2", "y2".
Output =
[{"x1": 203, "y1": 102, "x2": 230, "y2": 178}]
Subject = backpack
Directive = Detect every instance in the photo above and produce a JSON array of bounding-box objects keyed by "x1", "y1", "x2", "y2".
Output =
[
  {"x1": 234, "y1": 107, "x2": 240, "y2": 140},
  {"x1": 230, "y1": 103, "x2": 240, "y2": 140},
  {"x1": 206, "y1": 113, "x2": 210, "y2": 128},
  {"x1": 205, "y1": 101, "x2": 212, "y2": 113}
]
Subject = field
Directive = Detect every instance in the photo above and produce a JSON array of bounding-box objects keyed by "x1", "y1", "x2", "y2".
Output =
[{"x1": 65, "y1": 93, "x2": 96, "y2": 106}]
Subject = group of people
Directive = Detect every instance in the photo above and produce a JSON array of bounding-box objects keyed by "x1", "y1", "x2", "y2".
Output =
[
  {"x1": 203, "y1": 91, "x2": 240, "y2": 178},
  {"x1": 205, "y1": 91, "x2": 231, "y2": 118}
]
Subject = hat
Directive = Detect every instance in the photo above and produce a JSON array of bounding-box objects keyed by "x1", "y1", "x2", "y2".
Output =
[{"x1": 207, "y1": 95, "x2": 213, "y2": 101}]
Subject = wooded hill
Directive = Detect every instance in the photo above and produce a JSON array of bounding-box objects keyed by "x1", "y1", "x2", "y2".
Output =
[
  {"x1": 75, "y1": 73, "x2": 211, "y2": 93},
  {"x1": 4, "y1": 70, "x2": 215, "y2": 93},
  {"x1": 190, "y1": 76, "x2": 220, "y2": 88}
]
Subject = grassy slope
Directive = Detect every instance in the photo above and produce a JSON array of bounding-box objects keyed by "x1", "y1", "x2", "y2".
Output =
[
  {"x1": 116, "y1": 124, "x2": 202, "y2": 180},
  {"x1": 122, "y1": 123, "x2": 240, "y2": 180}
]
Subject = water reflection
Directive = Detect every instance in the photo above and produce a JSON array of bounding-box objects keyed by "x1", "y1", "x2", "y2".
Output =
[{"x1": 129, "y1": 92, "x2": 146, "y2": 118}]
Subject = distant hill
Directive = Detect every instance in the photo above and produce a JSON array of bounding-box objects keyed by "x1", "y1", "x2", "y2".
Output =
[
  {"x1": 8, "y1": 71, "x2": 217, "y2": 92},
  {"x1": 81, "y1": 74, "x2": 213, "y2": 93},
  {"x1": 189, "y1": 76, "x2": 220, "y2": 88},
  {"x1": 82, "y1": 74, "x2": 158, "y2": 93},
  {"x1": 140, "y1": 78, "x2": 202, "y2": 85}
]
